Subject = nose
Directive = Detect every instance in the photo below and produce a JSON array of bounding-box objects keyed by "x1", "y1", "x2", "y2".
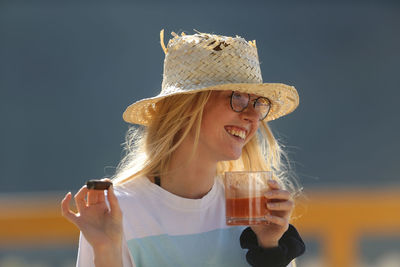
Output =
[{"x1": 239, "y1": 104, "x2": 259, "y2": 122}]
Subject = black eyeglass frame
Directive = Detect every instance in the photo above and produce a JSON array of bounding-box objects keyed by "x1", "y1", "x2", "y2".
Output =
[{"x1": 229, "y1": 91, "x2": 271, "y2": 121}]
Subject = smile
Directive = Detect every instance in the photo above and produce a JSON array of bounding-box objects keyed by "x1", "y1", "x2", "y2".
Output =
[{"x1": 225, "y1": 126, "x2": 247, "y2": 140}]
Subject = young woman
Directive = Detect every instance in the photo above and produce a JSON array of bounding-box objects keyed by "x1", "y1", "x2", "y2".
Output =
[{"x1": 61, "y1": 30, "x2": 305, "y2": 267}]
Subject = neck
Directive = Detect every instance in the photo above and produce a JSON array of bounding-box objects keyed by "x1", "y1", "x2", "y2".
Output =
[{"x1": 159, "y1": 135, "x2": 218, "y2": 199}]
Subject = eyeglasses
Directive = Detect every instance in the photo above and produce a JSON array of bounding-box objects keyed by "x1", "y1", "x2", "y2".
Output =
[{"x1": 230, "y1": 91, "x2": 271, "y2": 121}]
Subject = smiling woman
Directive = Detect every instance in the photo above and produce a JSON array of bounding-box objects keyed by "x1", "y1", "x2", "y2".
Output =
[{"x1": 61, "y1": 30, "x2": 305, "y2": 267}]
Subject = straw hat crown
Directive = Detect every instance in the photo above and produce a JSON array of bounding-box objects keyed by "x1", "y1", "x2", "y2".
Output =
[
  {"x1": 161, "y1": 32, "x2": 262, "y2": 94},
  {"x1": 123, "y1": 30, "x2": 299, "y2": 125}
]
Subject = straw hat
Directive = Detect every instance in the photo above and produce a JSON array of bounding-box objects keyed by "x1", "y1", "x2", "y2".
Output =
[{"x1": 123, "y1": 30, "x2": 299, "y2": 125}]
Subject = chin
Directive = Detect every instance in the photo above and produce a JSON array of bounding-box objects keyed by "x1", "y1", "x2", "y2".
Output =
[{"x1": 222, "y1": 150, "x2": 243, "y2": 161}]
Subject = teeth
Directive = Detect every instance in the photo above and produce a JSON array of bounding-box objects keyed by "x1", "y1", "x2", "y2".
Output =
[{"x1": 227, "y1": 128, "x2": 246, "y2": 140}]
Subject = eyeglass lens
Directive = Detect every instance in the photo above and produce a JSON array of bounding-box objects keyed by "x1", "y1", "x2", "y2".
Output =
[{"x1": 230, "y1": 92, "x2": 271, "y2": 120}]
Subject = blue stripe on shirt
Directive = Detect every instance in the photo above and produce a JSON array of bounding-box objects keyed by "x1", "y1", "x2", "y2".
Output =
[{"x1": 127, "y1": 226, "x2": 249, "y2": 267}]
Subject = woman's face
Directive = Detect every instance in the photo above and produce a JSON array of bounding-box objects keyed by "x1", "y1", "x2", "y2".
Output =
[{"x1": 198, "y1": 90, "x2": 261, "y2": 162}]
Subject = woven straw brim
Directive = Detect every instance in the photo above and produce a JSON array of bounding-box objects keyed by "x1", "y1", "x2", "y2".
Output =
[{"x1": 123, "y1": 83, "x2": 299, "y2": 125}]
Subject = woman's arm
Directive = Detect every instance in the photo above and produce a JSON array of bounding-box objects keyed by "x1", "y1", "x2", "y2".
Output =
[
  {"x1": 241, "y1": 179, "x2": 305, "y2": 266},
  {"x1": 61, "y1": 180, "x2": 123, "y2": 267}
]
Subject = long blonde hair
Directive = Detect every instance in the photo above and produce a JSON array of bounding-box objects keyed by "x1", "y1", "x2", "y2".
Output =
[{"x1": 112, "y1": 90, "x2": 299, "y2": 195}]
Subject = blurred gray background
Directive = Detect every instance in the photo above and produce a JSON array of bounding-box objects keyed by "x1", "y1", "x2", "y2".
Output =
[{"x1": 1, "y1": 0, "x2": 399, "y2": 193}]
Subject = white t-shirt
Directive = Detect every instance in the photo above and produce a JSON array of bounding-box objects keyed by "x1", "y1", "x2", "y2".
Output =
[{"x1": 76, "y1": 176, "x2": 250, "y2": 266}]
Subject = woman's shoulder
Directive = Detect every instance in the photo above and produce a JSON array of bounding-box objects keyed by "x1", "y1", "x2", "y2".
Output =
[{"x1": 113, "y1": 176, "x2": 151, "y2": 201}]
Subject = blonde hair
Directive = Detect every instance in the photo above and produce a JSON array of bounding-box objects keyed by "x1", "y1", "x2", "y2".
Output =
[
  {"x1": 113, "y1": 91, "x2": 210, "y2": 185},
  {"x1": 112, "y1": 91, "x2": 300, "y2": 196}
]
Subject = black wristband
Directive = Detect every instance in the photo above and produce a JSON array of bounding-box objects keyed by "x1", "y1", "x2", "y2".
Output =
[{"x1": 240, "y1": 224, "x2": 305, "y2": 267}]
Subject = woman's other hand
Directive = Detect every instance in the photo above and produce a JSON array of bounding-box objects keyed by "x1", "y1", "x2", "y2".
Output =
[
  {"x1": 251, "y1": 179, "x2": 294, "y2": 248},
  {"x1": 61, "y1": 179, "x2": 123, "y2": 267}
]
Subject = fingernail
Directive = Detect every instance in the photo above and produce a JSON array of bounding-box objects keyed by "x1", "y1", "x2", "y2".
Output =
[{"x1": 268, "y1": 179, "x2": 276, "y2": 184}]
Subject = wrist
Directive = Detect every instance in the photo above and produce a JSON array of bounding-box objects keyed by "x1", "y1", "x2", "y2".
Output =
[
  {"x1": 93, "y1": 244, "x2": 122, "y2": 267},
  {"x1": 257, "y1": 237, "x2": 279, "y2": 249}
]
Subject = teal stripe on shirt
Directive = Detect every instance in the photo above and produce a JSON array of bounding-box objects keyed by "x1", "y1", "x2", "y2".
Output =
[{"x1": 127, "y1": 226, "x2": 249, "y2": 267}]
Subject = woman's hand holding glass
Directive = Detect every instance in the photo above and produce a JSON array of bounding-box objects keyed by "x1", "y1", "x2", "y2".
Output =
[
  {"x1": 61, "y1": 179, "x2": 123, "y2": 267},
  {"x1": 251, "y1": 179, "x2": 294, "y2": 249}
]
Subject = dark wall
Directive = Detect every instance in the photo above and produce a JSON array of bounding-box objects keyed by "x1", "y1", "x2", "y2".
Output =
[{"x1": 1, "y1": 1, "x2": 399, "y2": 193}]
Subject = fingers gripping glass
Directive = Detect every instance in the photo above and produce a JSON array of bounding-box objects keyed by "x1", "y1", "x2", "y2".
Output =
[{"x1": 230, "y1": 92, "x2": 271, "y2": 121}]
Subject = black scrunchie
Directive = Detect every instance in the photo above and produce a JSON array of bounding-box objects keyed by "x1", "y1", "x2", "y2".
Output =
[{"x1": 240, "y1": 224, "x2": 305, "y2": 267}]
